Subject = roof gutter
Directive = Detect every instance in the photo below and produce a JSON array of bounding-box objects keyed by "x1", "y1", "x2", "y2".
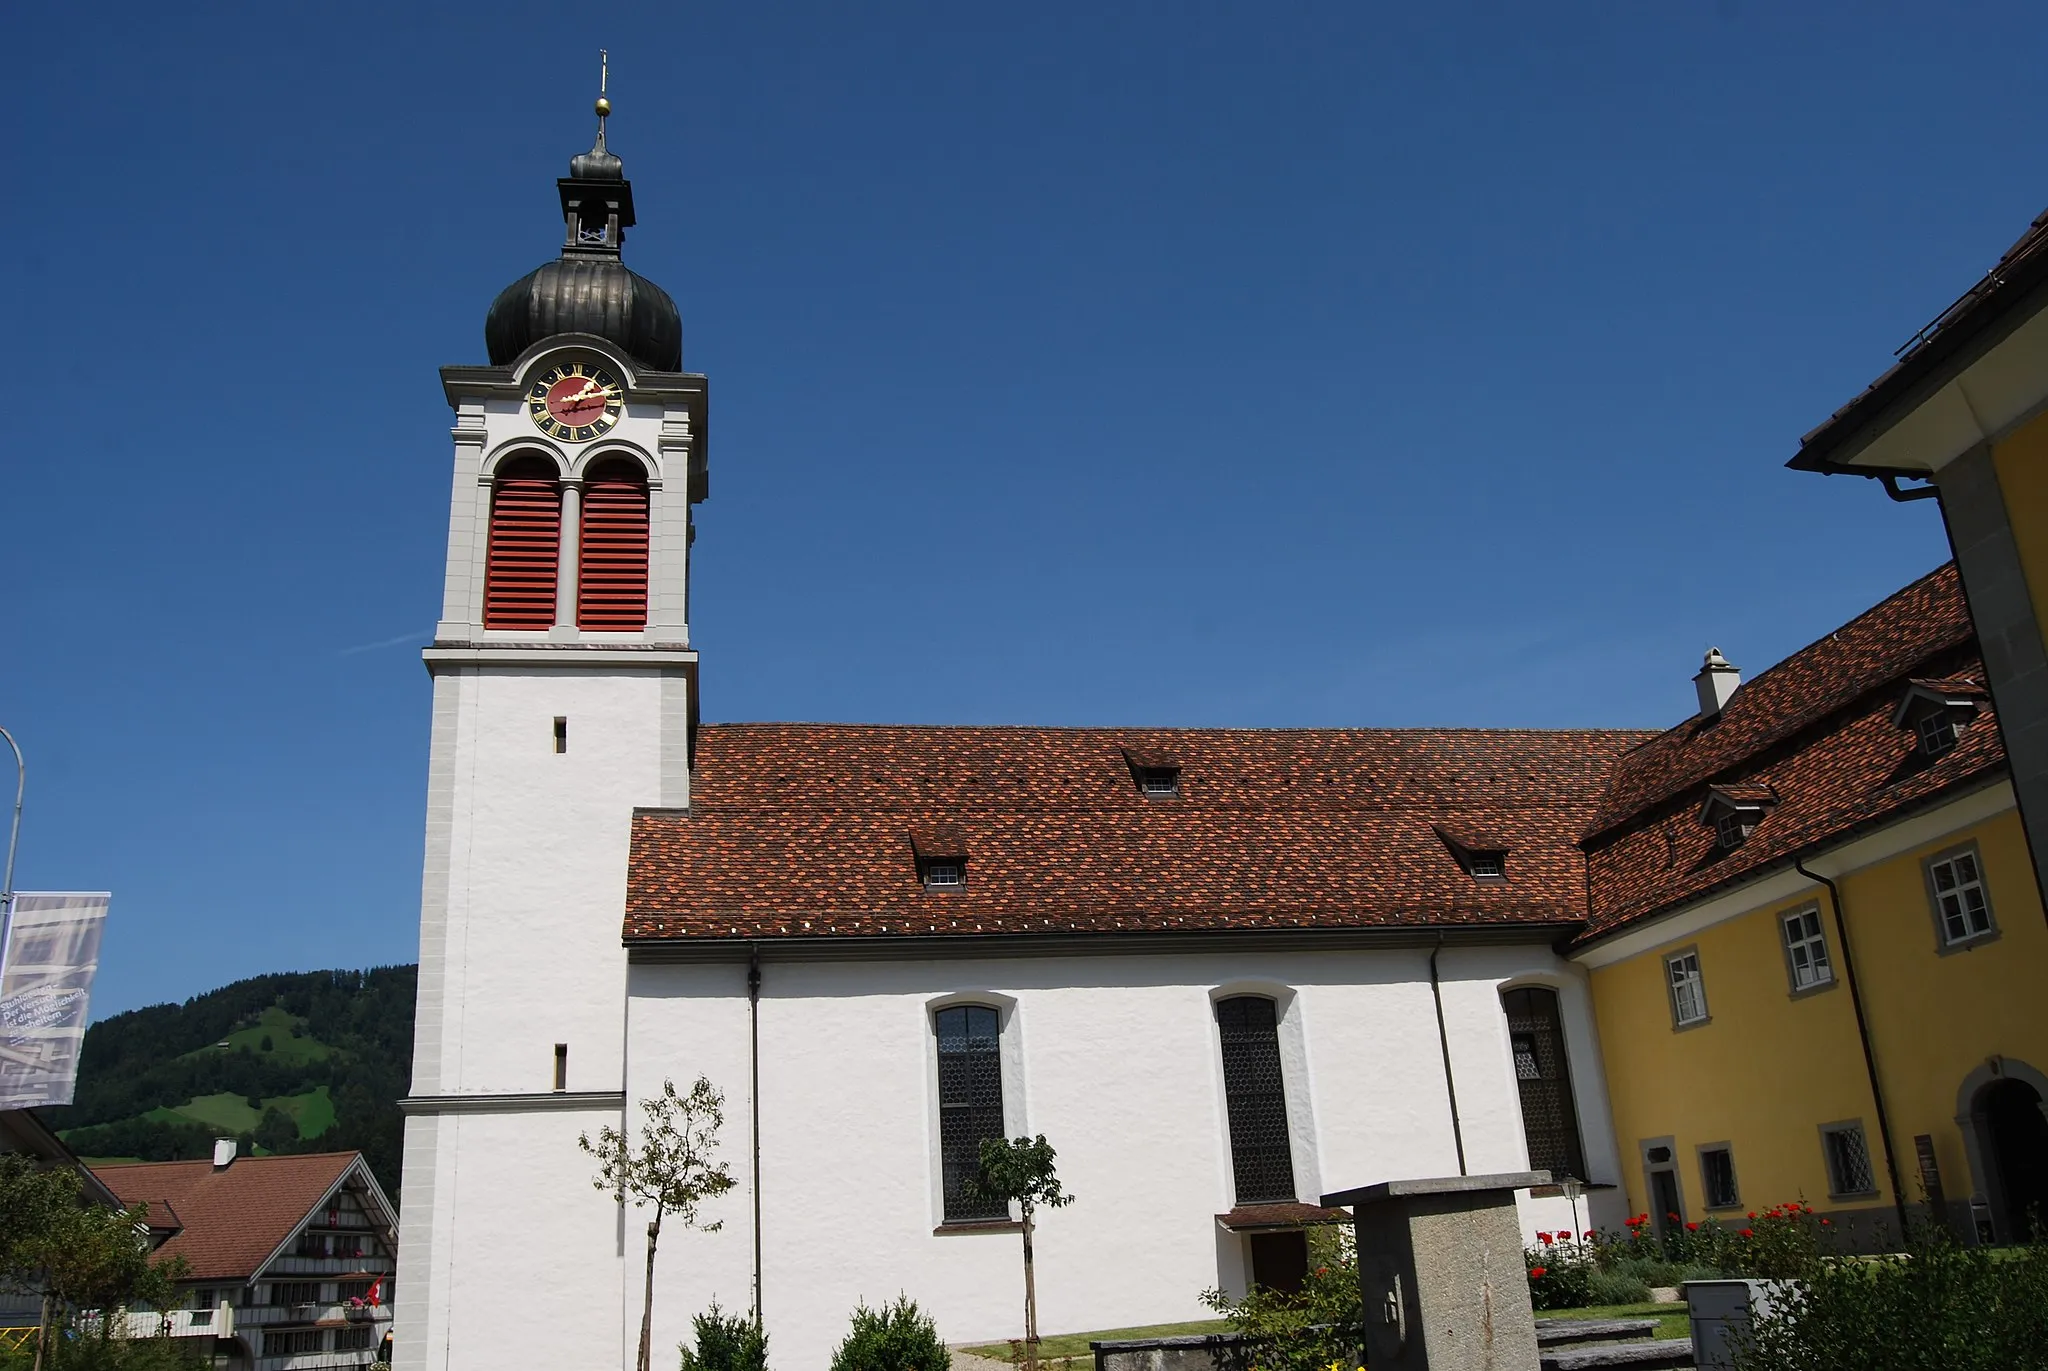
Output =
[{"x1": 627, "y1": 922, "x2": 1586, "y2": 964}]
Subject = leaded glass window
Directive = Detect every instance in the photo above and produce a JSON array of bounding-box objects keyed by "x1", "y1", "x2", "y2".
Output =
[
  {"x1": 1822, "y1": 1122, "x2": 1877, "y2": 1197},
  {"x1": 935, "y1": 1005, "x2": 1007, "y2": 1222},
  {"x1": 1500, "y1": 987, "x2": 1587, "y2": 1184},
  {"x1": 1216, "y1": 996, "x2": 1296, "y2": 1203}
]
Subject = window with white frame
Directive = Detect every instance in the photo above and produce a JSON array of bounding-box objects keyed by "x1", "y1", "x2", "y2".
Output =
[
  {"x1": 1781, "y1": 905, "x2": 1833, "y2": 991},
  {"x1": 1927, "y1": 846, "x2": 1995, "y2": 945},
  {"x1": 1665, "y1": 950, "x2": 1708, "y2": 1027},
  {"x1": 923, "y1": 860, "x2": 964, "y2": 889},
  {"x1": 1821, "y1": 1121, "x2": 1877, "y2": 1197}
]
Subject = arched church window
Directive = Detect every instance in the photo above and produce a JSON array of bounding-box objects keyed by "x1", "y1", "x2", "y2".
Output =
[
  {"x1": 1216, "y1": 996, "x2": 1296, "y2": 1203},
  {"x1": 577, "y1": 459, "x2": 650, "y2": 631},
  {"x1": 483, "y1": 456, "x2": 562, "y2": 631},
  {"x1": 1501, "y1": 986, "x2": 1587, "y2": 1183},
  {"x1": 934, "y1": 1005, "x2": 1007, "y2": 1223}
]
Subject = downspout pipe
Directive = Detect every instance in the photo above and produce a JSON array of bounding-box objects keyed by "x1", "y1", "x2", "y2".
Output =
[
  {"x1": 1795, "y1": 858, "x2": 1910, "y2": 1240},
  {"x1": 1429, "y1": 936, "x2": 1468, "y2": 1175},
  {"x1": 748, "y1": 944, "x2": 763, "y2": 1328}
]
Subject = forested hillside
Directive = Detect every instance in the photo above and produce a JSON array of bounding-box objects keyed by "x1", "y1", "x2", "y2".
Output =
[{"x1": 39, "y1": 967, "x2": 416, "y2": 1199}]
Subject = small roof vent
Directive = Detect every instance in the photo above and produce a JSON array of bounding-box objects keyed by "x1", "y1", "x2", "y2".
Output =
[
  {"x1": 1121, "y1": 747, "x2": 1182, "y2": 799},
  {"x1": 1433, "y1": 825, "x2": 1509, "y2": 883}
]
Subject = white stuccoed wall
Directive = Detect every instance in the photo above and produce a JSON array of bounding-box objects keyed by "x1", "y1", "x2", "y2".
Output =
[{"x1": 625, "y1": 945, "x2": 1623, "y2": 1370}]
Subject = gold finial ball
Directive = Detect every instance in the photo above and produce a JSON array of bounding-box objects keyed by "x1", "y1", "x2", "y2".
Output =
[{"x1": 595, "y1": 96, "x2": 611, "y2": 117}]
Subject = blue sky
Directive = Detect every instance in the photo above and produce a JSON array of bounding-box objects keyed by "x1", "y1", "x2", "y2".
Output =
[{"x1": 3, "y1": 1, "x2": 2028, "y2": 1019}]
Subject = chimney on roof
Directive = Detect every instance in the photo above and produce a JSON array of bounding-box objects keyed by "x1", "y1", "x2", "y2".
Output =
[
  {"x1": 212, "y1": 1138, "x2": 237, "y2": 1170},
  {"x1": 1695, "y1": 647, "x2": 1740, "y2": 720}
]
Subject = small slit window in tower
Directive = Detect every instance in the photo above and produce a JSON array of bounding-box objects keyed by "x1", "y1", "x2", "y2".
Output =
[
  {"x1": 577, "y1": 459, "x2": 650, "y2": 631},
  {"x1": 482, "y1": 456, "x2": 563, "y2": 630},
  {"x1": 553, "y1": 717, "x2": 568, "y2": 754}
]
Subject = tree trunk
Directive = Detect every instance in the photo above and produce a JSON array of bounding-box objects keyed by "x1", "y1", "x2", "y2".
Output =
[
  {"x1": 31, "y1": 1292, "x2": 50, "y2": 1371},
  {"x1": 1021, "y1": 1199, "x2": 1039, "y2": 1371},
  {"x1": 639, "y1": 1210, "x2": 662, "y2": 1371}
]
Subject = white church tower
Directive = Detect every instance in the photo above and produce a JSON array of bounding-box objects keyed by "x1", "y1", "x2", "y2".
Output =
[{"x1": 394, "y1": 89, "x2": 708, "y2": 1371}]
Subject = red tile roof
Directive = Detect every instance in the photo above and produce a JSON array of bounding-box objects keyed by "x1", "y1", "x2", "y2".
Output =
[
  {"x1": 93, "y1": 1153, "x2": 362, "y2": 1282},
  {"x1": 1586, "y1": 565, "x2": 1973, "y2": 836},
  {"x1": 626, "y1": 566, "x2": 1999, "y2": 950},
  {"x1": 626, "y1": 726, "x2": 1651, "y2": 942},
  {"x1": 1582, "y1": 564, "x2": 2002, "y2": 937}
]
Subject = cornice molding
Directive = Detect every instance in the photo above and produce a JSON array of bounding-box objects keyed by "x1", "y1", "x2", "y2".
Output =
[{"x1": 401, "y1": 1090, "x2": 625, "y2": 1116}]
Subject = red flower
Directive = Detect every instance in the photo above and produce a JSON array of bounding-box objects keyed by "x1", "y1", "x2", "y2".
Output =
[
  {"x1": 1316, "y1": 1267, "x2": 1328, "y2": 1277},
  {"x1": 1747, "y1": 1212, "x2": 1757, "y2": 1220},
  {"x1": 1685, "y1": 1222, "x2": 1699, "y2": 1231},
  {"x1": 1537, "y1": 1232, "x2": 1552, "y2": 1244},
  {"x1": 1583, "y1": 1231, "x2": 1595, "y2": 1239},
  {"x1": 1739, "y1": 1228, "x2": 1754, "y2": 1238},
  {"x1": 1667, "y1": 1212, "x2": 1680, "y2": 1222},
  {"x1": 1530, "y1": 1267, "x2": 1548, "y2": 1280},
  {"x1": 1820, "y1": 1218, "x2": 1831, "y2": 1227}
]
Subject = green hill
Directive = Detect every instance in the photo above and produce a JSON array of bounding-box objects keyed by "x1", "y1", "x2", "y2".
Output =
[{"x1": 39, "y1": 967, "x2": 416, "y2": 1200}]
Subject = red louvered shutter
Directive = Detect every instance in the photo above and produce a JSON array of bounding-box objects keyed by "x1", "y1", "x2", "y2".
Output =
[
  {"x1": 483, "y1": 460, "x2": 562, "y2": 630},
  {"x1": 577, "y1": 463, "x2": 649, "y2": 631}
]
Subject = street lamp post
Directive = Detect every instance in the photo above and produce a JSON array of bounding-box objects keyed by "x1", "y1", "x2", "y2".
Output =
[{"x1": 0, "y1": 726, "x2": 22, "y2": 990}]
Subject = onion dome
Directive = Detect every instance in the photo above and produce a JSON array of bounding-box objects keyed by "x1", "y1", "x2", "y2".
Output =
[{"x1": 484, "y1": 97, "x2": 682, "y2": 372}]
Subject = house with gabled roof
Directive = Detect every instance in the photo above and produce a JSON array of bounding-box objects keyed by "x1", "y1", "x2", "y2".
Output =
[
  {"x1": 1569, "y1": 564, "x2": 2048, "y2": 1251},
  {"x1": 95, "y1": 1146, "x2": 396, "y2": 1371}
]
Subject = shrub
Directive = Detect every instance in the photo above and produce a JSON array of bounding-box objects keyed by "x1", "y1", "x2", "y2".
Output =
[
  {"x1": 1201, "y1": 1224, "x2": 1363, "y2": 1371},
  {"x1": 678, "y1": 1302, "x2": 767, "y2": 1371},
  {"x1": 828, "y1": 1296, "x2": 948, "y2": 1371},
  {"x1": 1586, "y1": 1269, "x2": 1653, "y2": 1305},
  {"x1": 1734, "y1": 1229, "x2": 2048, "y2": 1370},
  {"x1": 1525, "y1": 1231, "x2": 1596, "y2": 1310}
]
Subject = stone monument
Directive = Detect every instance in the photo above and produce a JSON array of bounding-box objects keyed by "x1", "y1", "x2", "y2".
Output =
[{"x1": 1321, "y1": 1172, "x2": 1547, "y2": 1371}]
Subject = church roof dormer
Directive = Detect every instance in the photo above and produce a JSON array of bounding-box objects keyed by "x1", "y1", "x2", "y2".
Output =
[{"x1": 483, "y1": 62, "x2": 682, "y2": 372}]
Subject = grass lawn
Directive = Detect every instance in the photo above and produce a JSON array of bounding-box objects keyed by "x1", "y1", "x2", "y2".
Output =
[
  {"x1": 1539, "y1": 1302, "x2": 1691, "y2": 1341},
  {"x1": 268, "y1": 1084, "x2": 336, "y2": 1139},
  {"x1": 195, "y1": 1005, "x2": 331, "y2": 1064},
  {"x1": 148, "y1": 1092, "x2": 263, "y2": 1133},
  {"x1": 962, "y1": 1318, "x2": 1230, "y2": 1363}
]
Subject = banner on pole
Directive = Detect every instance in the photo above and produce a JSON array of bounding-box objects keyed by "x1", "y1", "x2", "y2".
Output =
[{"x1": 0, "y1": 892, "x2": 111, "y2": 1109}]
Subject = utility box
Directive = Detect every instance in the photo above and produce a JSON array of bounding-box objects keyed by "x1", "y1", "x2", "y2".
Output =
[
  {"x1": 1322, "y1": 1172, "x2": 1547, "y2": 1371},
  {"x1": 1686, "y1": 1278, "x2": 1795, "y2": 1371}
]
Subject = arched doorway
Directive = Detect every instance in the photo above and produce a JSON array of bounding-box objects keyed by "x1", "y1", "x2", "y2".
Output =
[{"x1": 1974, "y1": 1077, "x2": 2048, "y2": 1242}]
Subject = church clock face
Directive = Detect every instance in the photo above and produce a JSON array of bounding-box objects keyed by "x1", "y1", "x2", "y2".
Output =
[{"x1": 527, "y1": 363, "x2": 623, "y2": 441}]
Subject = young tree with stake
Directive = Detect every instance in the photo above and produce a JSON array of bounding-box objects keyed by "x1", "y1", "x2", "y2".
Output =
[
  {"x1": 975, "y1": 1134, "x2": 1075, "y2": 1369},
  {"x1": 580, "y1": 1076, "x2": 737, "y2": 1371}
]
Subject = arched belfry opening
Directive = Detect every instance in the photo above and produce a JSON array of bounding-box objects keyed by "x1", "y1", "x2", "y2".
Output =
[
  {"x1": 483, "y1": 455, "x2": 563, "y2": 630},
  {"x1": 577, "y1": 458, "x2": 650, "y2": 631},
  {"x1": 1973, "y1": 1075, "x2": 2048, "y2": 1242}
]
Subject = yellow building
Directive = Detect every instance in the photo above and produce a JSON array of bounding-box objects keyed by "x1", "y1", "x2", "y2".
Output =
[
  {"x1": 1789, "y1": 207, "x2": 2048, "y2": 907},
  {"x1": 1570, "y1": 563, "x2": 2048, "y2": 1247}
]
